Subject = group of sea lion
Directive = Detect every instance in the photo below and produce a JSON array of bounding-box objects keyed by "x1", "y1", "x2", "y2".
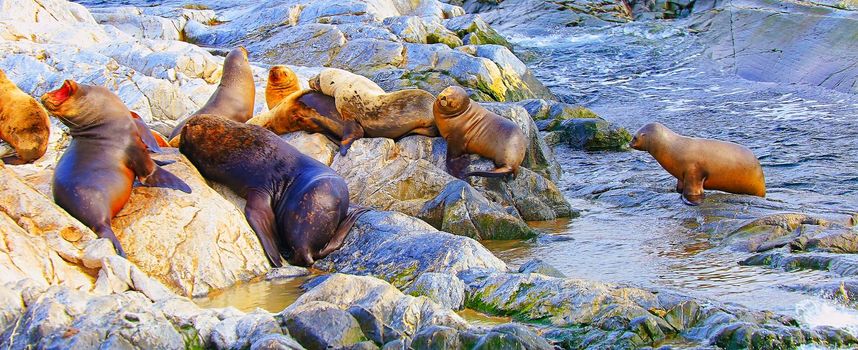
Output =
[{"x1": 0, "y1": 45, "x2": 767, "y2": 264}]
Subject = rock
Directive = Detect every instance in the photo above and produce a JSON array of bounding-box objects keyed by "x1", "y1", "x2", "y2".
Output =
[
  {"x1": 284, "y1": 273, "x2": 470, "y2": 343},
  {"x1": 405, "y1": 273, "x2": 466, "y2": 310},
  {"x1": 315, "y1": 211, "x2": 508, "y2": 287},
  {"x1": 265, "y1": 266, "x2": 311, "y2": 281},
  {"x1": 473, "y1": 324, "x2": 553, "y2": 350},
  {"x1": 463, "y1": 0, "x2": 627, "y2": 35},
  {"x1": 91, "y1": 9, "x2": 184, "y2": 41},
  {"x1": 482, "y1": 102, "x2": 561, "y2": 181},
  {"x1": 249, "y1": 24, "x2": 346, "y2": 67},
  {"x1": 417, "y1": 180, "x2": 536, "y2": 240},
  {"x1": 471, "y1": 167, "x2": 573, "y2": 221},
  {"x1": 211, "y1": 311, "x2": 285, "y2": 350},
  {"x1": 740, "y1": 252, "x2": 858, "y2": 277},
  {"x1": 553, "y1": 118, "x2": 632, "y2": 151},
  {"x1": 346, "y1": 341, "x2": 381, "y2": 350},
  {"x1": 250, "y1": 334, "x2": 307, "y2": 350},
  {"x1": 280, "y1": 132, "x2": 339, "y2": 166},
  {"x1": 517, "y1": 259, "x2": 566, "y2": 278},
  {"x1": 444, "y1": 15, "x2": 511, "y2": 48},
  {"x1": 331, "y1": 38, "x2": 405, "y2": 74},
  {"x1": 411, "y1": 325, "x2": 465, "y2": 349},
  {"x1": 284, "y1": 301, "x2": 366, "y2": 350}
]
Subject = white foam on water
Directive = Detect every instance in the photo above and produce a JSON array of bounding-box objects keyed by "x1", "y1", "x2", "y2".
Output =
[
  {"x1": 795, "y1": 299, "x2": 858, "y2": 336},
  {"x1": 507, "y1": 32, "x2": 604, "y2": 48}
]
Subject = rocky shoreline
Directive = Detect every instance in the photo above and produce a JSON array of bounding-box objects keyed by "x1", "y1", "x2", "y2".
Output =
[{"x1": 0, "y1": 0, "x2": 856, "y2": 349}]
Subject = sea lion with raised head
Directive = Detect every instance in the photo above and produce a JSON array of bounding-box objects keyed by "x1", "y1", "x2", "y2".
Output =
[
  {"x1": 265, "y1": 65, "x2": 301, "y2": 109},
  {"x1": 41, "y1": 80, "x2": 192, "y2": 256},
  {"x1": 169, "y1": 47, "x2": 255, "y2": 141},
  {"x1": 0, "y1": 69, "x2": 50, "y2": 165},
  {"x1": 309, "y1": 68, "x2": 438, "y2": 154},
  {"x1": 179, "y1": 114, "x2": 367, "y2": 267},
  {"x1": 433, "y1": 86, "x2": 527, "y2": 179},
  {"x1": 629, "y1": 122, "x2": 766, "y2": 205}
]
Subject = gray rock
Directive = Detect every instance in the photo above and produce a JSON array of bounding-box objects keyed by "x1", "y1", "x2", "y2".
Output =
[
  {"x1": 248, "y1": 24, "x2": 346, "y2": 67},
  {"x1": 444, "y1": 14, "x2": 511, "y2": 48},
  {"x1": 473, "y1": 324, "x2": 553, "y2": 350},
  {"x1": 345, "y1": 341, "x2": 381, "y2": 350},
  {"x1": 518, "y1": 259, "x2": 567, "y2": 278},
  {"x1": 381, "y1": 339, "x2": 407, "y2": 350},
  {"x1": 265, "y1": 266, "x2": 311, "y2": 281},
  {"x1": 210, "y1": 311, "x2": 284, "y2": 350},
  {"x1": 405, "y1": 273, "x2": 467, "y2": 310},
  {"x1": 411, "y1": 325, "x2": 464, "y2": 349},
  {"x1": 471, "y1": 167, "x2": 573, "y2": 221},
  {"x1": 384, "y1": 16, "x2": 429, "y2": 43},
  {"x1": 250, "y1": 334, "x2": 306, "y2": 350},
  {"x1": 315, "y1": 211, "x2": 508, "y2": 287},
  {"x1": 331, "y1": 38, "x2": 405, "y2": 74},
  {"x1": 417, "y1": 180, "x2": 536, "y2": 240},
  {"x1": 284, "y1": 301, "x2": 365, "y2": 350},
  {"x1": 554, "y1": 118, "x2": 632, "y2": 151}
]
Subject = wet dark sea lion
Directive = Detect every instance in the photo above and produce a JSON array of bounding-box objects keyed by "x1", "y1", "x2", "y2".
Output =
[
  {"x1": 630, "y1": 122, "x2": 766, "y2": 205},
  {"x1": 309, "y1": 68, "x2": 438, "y2": 154},
  {"x1": 42, "y1": 80, "x2": 191, "y2": 256},
  {"x1": 178, "y1": 114, "x2": 367, "y2": 267},
  {"x1": 433, "y1": 86, "x2": 527, "y2": 179},
  {"x1": 0, "y1": 69, "x2": 50, "y2": 165},
  {"x1": 169, "y1": 47, "x2": 255, "y2": 140}
]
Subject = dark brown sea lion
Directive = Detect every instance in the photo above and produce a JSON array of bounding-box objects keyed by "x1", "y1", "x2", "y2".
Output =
[
  {"x1": 309, "y1": 68, "x2": 438, "y2": 154},
  {"x1": 131, "y1": 111, "x2": 170, "y2": 149},
  {"x1": 433, "y1": 86, "x2": 527, "y2": 179},
  {"x1": 265, "y1": 65, "x2": 301, "y2": 109},
  {"x1": 178, "y1": 114, "x2": 367, "y2": 267},
  {"x1": 630, "y1": 122, "x2": 766, "y2": 205},
  {"x1": 169, "y1": 47, "x2": 255, "y2": 140},
  {"x1": 0, "y1": 69, "x2": 50, "y2": 165},
  {"x1": 41, "y1": 80, "x2": 192, "y2": 256}
]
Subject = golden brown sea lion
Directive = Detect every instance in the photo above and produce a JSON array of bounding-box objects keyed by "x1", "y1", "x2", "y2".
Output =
[
  {"x1": 248, "y1": 90, "x2": 346, "y2": 146},
  {"x1": 433, "y1": 86, "x2": 527, "y2": 179},
  {"x1": 0, "y1": 69, "x2": 50, "y2": 165},
  {"x1": 265, "y1": 65, "x2": 301, "y2": 109},
  {"x1": 309, "y1": 68, "x2": 438, "y2": 154},
  {"x1": 42, "y1": 80, "x2": 191, "y2": 257},
  {"x1": 169, "y1": 47, "x2": 255, "y2": 140},
  {"x1": 179, "y1": 114, "x2": 367, "y2": 267},
  {"x1": 630, "y1": 122, "x2": 766, "y2": 205}
]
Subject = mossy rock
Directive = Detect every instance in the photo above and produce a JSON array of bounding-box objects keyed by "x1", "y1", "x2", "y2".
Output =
[
  {"x1": 445, "y1": 15, "x2": 512, "y2": 49},
  {"x1": 556, "y1": 118, "x2": 631, "y2": 151}
]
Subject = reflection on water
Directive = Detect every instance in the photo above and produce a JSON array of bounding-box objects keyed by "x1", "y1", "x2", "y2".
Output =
[
  {"x1": 457, "y1": 309, "x2": 512, "y2": 328},
  {"x1": 194, "y1": 276, "x2": 310, "y2": 312}
]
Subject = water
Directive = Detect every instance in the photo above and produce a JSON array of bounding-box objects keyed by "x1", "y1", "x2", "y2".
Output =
[{"x1": 485, "y1": 20, "x2": 858, "y2": 317}]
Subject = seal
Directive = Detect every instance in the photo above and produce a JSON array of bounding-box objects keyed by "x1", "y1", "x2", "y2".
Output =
[
  {"x1": 131, "y1": 111, "x2": 170, "y2": 149},
  {"x1": 169, "y1": 47, "x2": 255, "y2": 140},
  {"x1": 265, "y1": 65, "x2": 301, "y2": 109},
  {"x1": 433, "y1": 86, "x2": 527, "y2": 179},
  {"x1": 0, "y1": 69, "x2": 50, "y2": 165},
  {"x1": 179, "y1": 114, "x2": 368, "y2": 267},
  {"x1": 309, "y1": 68, "x2": 438, "y2": 154},
  {"x1": 248, "y1": 89, "x2": 347, "y2": 147},
  {"x1": 41, "y1": 80, "x2": 192, "y2": 257},
  {"x1": 629, "y1": 122, "x2": 766, "y2": 205}
]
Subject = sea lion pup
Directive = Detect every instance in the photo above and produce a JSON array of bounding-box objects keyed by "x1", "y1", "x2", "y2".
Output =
[
  {"x1": 265, "y1": 65, "x2": 301, "y2": 109},
  {"x1": 41, "y1": 80, "x2": 192, "y2": 257},
  {"x1": 433, "y1": 86, "x2": 527, "y2": 179},
  {"x1": 629, "y1": 122, "x2": 766, "y2": 206},
  {"x1": 0, "y1": 69, "x2": 50, "y2": 165},
  {"x1": 168, "y1": 47, "x2": 255, "y2": 141},
  {"x1": 309, "y1": 68, "x2": 438, "y2": 154},
  {"x1": 179, "y1": 115, "x2": 368, "y2": 267}
]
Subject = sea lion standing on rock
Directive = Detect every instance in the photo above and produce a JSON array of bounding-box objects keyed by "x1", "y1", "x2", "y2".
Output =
[
  {"x1": 0, "y1": 69, "x2": 50, "y2": 165},
  {"x1": 179, "y1": 114, "x2": 368, "y2": 267},
  {"x1": 41, "y1": 80, "x2": 192, "y2": 257},
  {"x1": 169, "y1": 47, "x2": 255, "y2": 142},
  {"x1": 249, "y1": 66, "x2": 348, "y2": 148},
  {"x1": 629, "y1": 122, "x2": 766, "y2": 206},
  {"x1": 433, "y1": 86, "x2": 527, "y2": 179},
  {"x1": 309, "y1": 68, "x2": 438, "y2": 154}
]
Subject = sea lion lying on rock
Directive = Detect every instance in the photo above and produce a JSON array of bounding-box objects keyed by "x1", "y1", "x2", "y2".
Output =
[
  {"x1": 0, "y1": 69, "x2": 50, "y2": 165},
  {"x1": 169, "y1": 47, "x2": 256, "y2": 144},
  {"x1": 433, "y1": 86, "x2": 527, "y2": 179},
  {"x1": 179, "y1": 114, "x2": 367, "y2": 267},
  {"x1": 248, "y1": 66, "x2": 348, "y2": 148},
  {"x1": 630, "y1": 122, "x2": 766, "y2": 205},
  {"x1": 41, "y1": 80, "x2": 192, "y2": 257},
  {"x1": 309, "y1": 68, "x2": 438, "y2": 155}
]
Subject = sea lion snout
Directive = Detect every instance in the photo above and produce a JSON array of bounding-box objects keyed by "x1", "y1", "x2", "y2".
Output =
[
  {"x1": 41, "y1": 80, "x2": 77, "y2": 110},
  {"x1": 308, "y1": 75, "x2": 320, "y2": 91}
]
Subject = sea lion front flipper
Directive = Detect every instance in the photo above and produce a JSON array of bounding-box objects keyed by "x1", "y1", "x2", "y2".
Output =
[
  {"x1": 131, "y1": 112, "x2": 164, "y2": 153},
  {"x1": 141, "y1": 166, "x2": 192, "y2": 194},
  {"x1": 339, "y1": 119, "x2": 364, "y2": 156},
  {"x1": 245, "y1": 190, "x2": 283, "y2": 267},
  {"x1": 675, "y1": 179, "x2": 684, "y2": 194},
  {"x1": 319, "y1": 206, "x2": 370, "y2": 257},
  {"x1": 464, "y1": 166, "x2": 515, "y2": 179},
  {"x1": 681, "y1": 171, "x2": 705, "y2": 206}
]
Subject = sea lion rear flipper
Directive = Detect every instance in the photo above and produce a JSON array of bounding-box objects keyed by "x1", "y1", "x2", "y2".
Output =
[
  {"x1": 245, "y1": 190, "x2": 283, "y2": 267},
  {"x1": 463, "y1": 167, "x2": 515, "y2": 179},
  {"x1": 153, "y1": 159, "x2": 175, "y2": 166},
  {"x1": 319, "y1": 206, "x2": 370, "y2": 257},
  {"x1": 131, "y1": 112, "x2": 164, "y2": 153},
  {"x1": 141, "y1": 166, "x2": 192, "y2": 194},
  {"x1": 339, "y1": 120, "x2": 364, "y2": 156}
]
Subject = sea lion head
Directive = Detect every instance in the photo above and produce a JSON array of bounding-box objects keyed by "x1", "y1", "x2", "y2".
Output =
[
  {"x1": 435, "y1": 86, "x2": 470, "y2": 117},
  {"x1": 630, "y1": 122, "x2": 668, "y2": 151},
  {"x1": 269, "y1": 66, "x2": 297, "y2": 89},
  {"x1": 220, "y1": 47, "x2": 252, "y2": 87},
  {"x1": 308, "y1": 74, "x2": 320, "y2": 91},
  {"x1": 41, "y1": 80, "x2": 129, "y2": 131}
]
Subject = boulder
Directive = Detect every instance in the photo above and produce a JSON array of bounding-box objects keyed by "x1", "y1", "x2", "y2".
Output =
[
  {"x1": 443, "y1": 15, "x2": 511, "y2": 48},
  {"x1": 315, "y1": 211, "x2": 508, "y2": 287},
  {"x1": 470, "y1": 167, "x2": 573, "y2": 221},
  {"x1": 550, "y1": 118, "x2": 632, "y2": 151},
  {"x1": 417, "y1": 180, "x2": 536, "y2": 240},
  {"x1": 284, "y1": 301, "x2": 366, "y2": 350},
  {"x1": 404, "y1": 273, "x2": 466, "y2": 310},
  {"x1": 248, "y1": 24, "x2": 346, "y2": 67},
  {"x1": 482, "y1": 102, "x2": 561, "y2": 181},
  {"x1": 518, "y1": 259, "x2": 567, "y2": 278}
]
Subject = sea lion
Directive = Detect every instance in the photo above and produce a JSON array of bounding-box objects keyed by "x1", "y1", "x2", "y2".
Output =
[
  {"x1": 265, "y1": 65, "x2": 301, "y2": 109},
  {"x1": 0, "y1": 69, "x2": 50, "y2": 165},
  {"x1": 309, "y1": 68, "x2": 438, "y2": 154},
  {"x1": 178, "y1": 114, "x2": 367, "y2": 267},
  {"x1": 248, "y1": 90, "x2": 346, "y2": 145},
  {"x1": 169, "y1": 47, "x2": 255, "y2": 140},
  {"x1": 41, "y1": 80, "x2": 192, "y2": 256},
  {"x1": 433, "y1": 86, "x2": 527, "y2": 179},
  {"x1": 131, "y1": 111, "x2": 170, "y2": 149},
  {"x1": 629, "y1": 122, "x2": 766, "y2": 205}
]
